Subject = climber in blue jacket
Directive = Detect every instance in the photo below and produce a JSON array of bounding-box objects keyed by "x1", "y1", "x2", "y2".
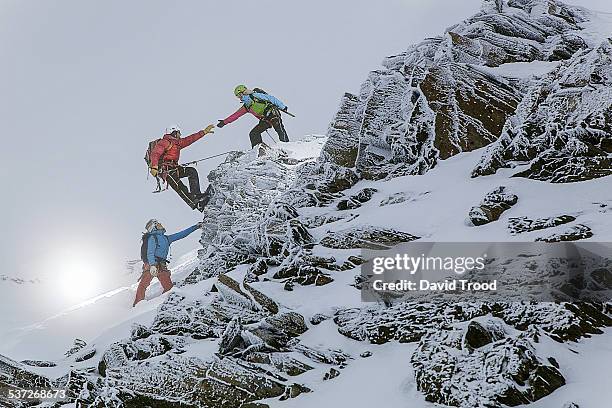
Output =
[{"x1": 133, "y1": 219, "x2": 202, "y2": 307}]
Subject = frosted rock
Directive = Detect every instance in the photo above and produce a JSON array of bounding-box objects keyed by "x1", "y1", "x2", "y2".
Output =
[
  {"x1": 508, "y1": 214, "x2": 576, "y2": 234},
  {"x1": 469, "y1": 186, "x2": 518, "y2": 226},
  {"x1": 320, "y1": 226, "x2": 419, "y2": 250},
  {"x1": 473, "y1": 41, "x2": 612, "y2": 182},
  {"x1": 535, "y1": 224, "x2": 594, "y2": 242}
]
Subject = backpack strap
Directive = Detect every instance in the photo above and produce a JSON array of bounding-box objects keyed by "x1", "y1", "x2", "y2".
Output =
[
  {"x1": 152, "y1": 235, "x2": 170, "y2": 264},
  {"x1": 158, "y1": 140, "x2": 174, "y2": 163},
  {"x1": 158, "y1": 140, "x2": 177, "y2": 180}
]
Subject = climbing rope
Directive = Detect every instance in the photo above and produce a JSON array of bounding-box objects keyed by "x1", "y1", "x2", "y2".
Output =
[{"x1": 181, "y1": 151, "x2": 234, "y2": 166}]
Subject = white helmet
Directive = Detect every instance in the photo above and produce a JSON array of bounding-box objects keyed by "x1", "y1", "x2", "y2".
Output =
[
  {"x1": 145, "y1": 219, "x2": 162, "y2": 233},
  {"x1": 165, "y1": 124, "x2": 181, "y2": 135}
]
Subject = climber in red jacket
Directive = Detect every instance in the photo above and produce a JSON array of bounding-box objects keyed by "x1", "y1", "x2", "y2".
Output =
[{"x1": 149, "y1": 124, "x2": 215, "y2": 211}]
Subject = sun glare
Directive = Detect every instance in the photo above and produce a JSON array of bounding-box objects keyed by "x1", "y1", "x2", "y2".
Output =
[{"x1": 56, "y1": 253, "x2": 101, "y2": 302}]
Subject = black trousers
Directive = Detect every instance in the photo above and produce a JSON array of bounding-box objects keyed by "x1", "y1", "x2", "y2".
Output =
[
  {"x1": 249, "y1": 111, "x2": 289, "y2": 147},
  {"x1": 165, "y1": 165, "x2": 202, "y2": 209}
]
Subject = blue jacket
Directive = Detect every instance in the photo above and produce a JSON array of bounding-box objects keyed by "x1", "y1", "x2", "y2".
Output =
[
  {"x1": 146, "y1": 224, "x2": 199, "y2": 265},
  {"x1": 241, "y1": 92, "x2": 287, "y2": 111}
]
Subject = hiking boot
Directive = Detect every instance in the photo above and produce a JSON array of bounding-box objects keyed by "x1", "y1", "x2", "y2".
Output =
[
  {"x1": 196, "y1": 200, "x2": 207, "y2": 212},
  {"x1": 195, "y1": 194, "x2": 209, "y2": 206}
]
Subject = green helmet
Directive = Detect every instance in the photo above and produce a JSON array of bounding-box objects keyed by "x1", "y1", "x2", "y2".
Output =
[{"x1": 234, "y1": 84, "x2": 247, "y2": 97}]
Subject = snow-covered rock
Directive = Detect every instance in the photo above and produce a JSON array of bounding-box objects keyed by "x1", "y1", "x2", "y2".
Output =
[
  {"x1": 472, "y1": 40, "x2": 612, "y2": 182},
  {"x1": 412, "y1": 318, "x2": 566, "y2": 407},
  {"x1": 314, "y1": 0, "x2": 592, "y2": 187},
  {"x1": 469, "y1": 185, "x2": 519, "y2": 226}
]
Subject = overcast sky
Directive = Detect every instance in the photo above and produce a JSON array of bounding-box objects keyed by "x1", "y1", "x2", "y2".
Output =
[{"x1": 1, "y1": 0, "x2": 610, "y2": 306}]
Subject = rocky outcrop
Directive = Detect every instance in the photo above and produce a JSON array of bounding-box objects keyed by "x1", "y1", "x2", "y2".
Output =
[
  {"x1": 469, "y1": 186, "x2": 518, "y2": 225},
  {"x1": 508, "y1": 214, "x2": 576, "y2": 234},
  {"x1": 80, "y1": 271, "x2": 345, "y2": 407},
  {"x1": 183, "y1": 138, "x2": 326, "y2": 285},
  {"x1": 336, "y1": 188, "x2": 377, "y2": 210},
  {"x1": 320, "y1": 226, "x2": 419, "y2": 250},
  {"x1": 335, "y1": 301, "x2": 611, "y2": 345},
  {"x1": 473, "y1": 40, "x2": 612, "y2": 183},
  {"x1": 412, "y1": 317, "x2": 565, "y2": 407},
  {"x1": 535, "y1": 224, "x2": 594, "y2": 242},
  {"x1": 379, "y1": 191, "x2": 430, "y2": 207},
  {"x1": 312, "y1": 0, "x2": 589, "y2": 189},
  {"x1": 0, "y1": 355, "x2": 54, "y2": 408}
]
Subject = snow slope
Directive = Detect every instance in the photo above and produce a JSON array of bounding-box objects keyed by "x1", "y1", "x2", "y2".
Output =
[
  {"x1": 1, "y1": 1, "x2": 610, "y2": 407},
  {"x1": 4, "y1": 136, "x2": 610, "y2": 407},
  {"x1": 0, "y1": 252, "x2": 199, "y2": 362}
]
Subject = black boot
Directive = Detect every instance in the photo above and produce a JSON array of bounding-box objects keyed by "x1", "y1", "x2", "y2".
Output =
[{"x1": 196, "y1": 184, "x2": 215, "y2": 209}]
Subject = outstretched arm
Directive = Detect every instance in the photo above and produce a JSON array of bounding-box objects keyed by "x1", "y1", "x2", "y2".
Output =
[
  {"x1": 179, "y1": 125, "x2": 214, "y2": 148},
  {"x1": 222, "y1": 105, "x2": 248, "y2": 125},
  {"x1": 167, "y1": 224, "x2": 200, "y2": 243}
]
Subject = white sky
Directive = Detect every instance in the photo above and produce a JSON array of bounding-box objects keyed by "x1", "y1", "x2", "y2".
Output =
[{"x1": 1, "y1": 0, "x2": 610, "y2": 305}]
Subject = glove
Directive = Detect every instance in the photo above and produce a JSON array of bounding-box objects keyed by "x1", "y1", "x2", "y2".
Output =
[
  {"x1": 204, "y1": 124, "x2": 215, "y2": 134},
  {"x1": 196, "y1": 222, "x2": 204, "y2": 229},
  {"x1": 149, "y1": 265, "x2": 158, "y2": 277},
  {"x1": 150, "y1": 166, "x2": 159, "y2": 177},
  {"x1": 217, "y1": 120, "x2": 226, "y2": 128}
]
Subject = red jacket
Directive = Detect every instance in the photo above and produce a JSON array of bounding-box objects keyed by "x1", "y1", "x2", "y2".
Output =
[{"x1": 150, "y1": 131, "x2": 206, "y2": 167}]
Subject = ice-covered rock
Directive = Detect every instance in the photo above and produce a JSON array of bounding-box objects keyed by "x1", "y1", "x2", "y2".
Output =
[
  {"x1": 0, "y1": 355, "x2": 54, "y2": 407},
  {"x1": 473, "y1": 40, "x2": 612, "y2": 182},
  {"x1": 508, "y1": 214, "x2": 576, "y2": 234},
  {"x1": 320, "y1": 226, "x2": 419, "y2": 250},
  {"x1": 412, "y1": 318, "x2": 566, "y2": 407},
  {"x1": 535, "y1": 224, "x2": 594, "y2": 242},
  {"x1": 469, "y1": 186, "x2": 518, "y2": 225},
  {"x1": 184, "y1": 136, "x2": 326, "y2": 284},
  {"x1": 311, "y1": 0, "x2": 591, "y2": 188}
]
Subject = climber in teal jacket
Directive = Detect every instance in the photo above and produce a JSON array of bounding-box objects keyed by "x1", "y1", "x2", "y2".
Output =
[
  {"x1": 134, "y1": 219, "x2": 202, "y2": 307},
  {"x1": 144, "y1": 221, "x2": 200, "y2": 265}
]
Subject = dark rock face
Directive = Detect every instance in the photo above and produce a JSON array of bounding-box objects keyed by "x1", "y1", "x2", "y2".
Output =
[
  {"x1": 302, "y1": 212, "x2": 358, "y2": 228},
  {"x1": 314, "y1": 0, "x2": 587, "y2": 189},
  {"x1": 20, "y1": 359, "x2": 57, "y2": 367},
  {"x1": 508, "y1": 215, "x2": 576, "y2": 234},
  {"x1": 412, "y1": 318, "x2": 565, "y2": 407},
  {"x1": 320, "y1": 226, "x2": 419, "y2": 250},
  {"x1": 337, "y1": 188, "x2": 377, "y2": 210},
  {"x1": 323, "y1": 367, "x2": 340, "y2": 381},
  {"x1": 464, "y1": 321, "x2": 495, "y2": 350},
  {"x1": 335, "y1": 301, "x2": 611, "y2": 345},
  {"x1": 274, "y1": 264, "x2": 334, "y2": 287},
  {"x1": 310, "y1": 313, "x2": 331, "y2": 325},
  {"x1": 473, "y1": 41, "x2": 612, "y2": 183},
  {"x1": 65, "y1": 338, "x2": 87, "y2": 357},
  {"x1": 0, "y1": 355, "x2": 54, "y2": 407},
  {"x1": 469, "y1": 186, "x2": 518, "y2": 226},
  {"x1": 219, "y1": 316, "x2": 244, "y2": 355},
  {"x1": 73, "y1": 270, "x2": 349, "y2": 407},
  {"x1": 130, "y1": 323, "x2": 153, "y2": 341},
  {"x1": 535, "y1": 224, "x2": 593, "y2": 242}
]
